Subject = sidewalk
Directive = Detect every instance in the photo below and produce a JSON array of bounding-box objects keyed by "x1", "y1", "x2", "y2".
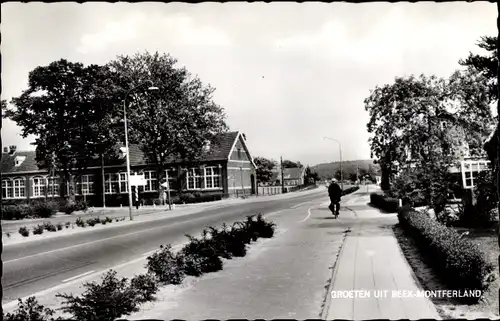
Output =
[{"x1": 323, "y1": 194, "x2": 441, "y2": 320}]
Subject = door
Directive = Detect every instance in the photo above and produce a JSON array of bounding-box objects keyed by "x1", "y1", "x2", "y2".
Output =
[{"x1": 250, "y1": 174, "x2": 256, "y2": 195}]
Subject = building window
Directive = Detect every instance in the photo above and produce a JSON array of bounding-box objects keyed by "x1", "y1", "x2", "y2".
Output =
[
  {"x1": 204, "y1": 166, "x2": 221, "y2": 189},
  {"x1": 119, "y1": 172, "x2": 128, "y2": 193},
  {"x1": 143, "y1": 171, "x2": 158, "y2": 192},
  {"x1": 105, "y1": 173, "x2": 120, "y2": 194},
  {"x1": 12, "y1": 177, "x2": 25, "y2": 198},
  {"x1": 2, "y1": 179, "x2": 13, "y2": 198},
  {"x1": 32, "y1": 176, "x2": 46, "y2": 198},
  {"x1": 46, "y1": 176, "x2": 59, "y2": 197},
  {"x1": 165, "y1": 169, "x2": 178, "y2": 190},
  {"x1": 186, "y1": 168, "x2": 203, "y2": 190},
  {"x1": 76, "y1": 175, "x2": 94, "y2": 195},
  {"x1": 237, "y1": 148, "x2": 242, "y2": 159}
]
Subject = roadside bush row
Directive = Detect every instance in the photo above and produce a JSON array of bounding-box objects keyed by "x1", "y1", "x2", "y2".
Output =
[
  {"x1": 342, "y1": 186, "x2": 359, "y2": 196},
  {"x1": 370, "y1": 192, "x2": 399, "y2": 213},
  {"x1": 17, "y1": 216, "x2": 123, "y2": 237},
  {"x1": 2, "y1": 200, "x2": 89, "y2": 220},
  {"x1": 146, "y1": 213, "x2": 276, "y2": 284},
  {"x1": 4, "y1": 214, "x2": 277, "y2": 321},
  {"x1": 397, "y1": 206, "x2": 494, "y2": 301}
]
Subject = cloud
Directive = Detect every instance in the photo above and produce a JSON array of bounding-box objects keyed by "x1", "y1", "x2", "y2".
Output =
[{"x1": 77, "y1": 12, "x2": 231, "y2": 54}]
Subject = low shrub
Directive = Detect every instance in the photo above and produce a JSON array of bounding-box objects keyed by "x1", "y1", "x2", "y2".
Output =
[
  {"x1": 86, "y1": 217, "x2": 101, "y2": 227},
  {"x1": 75, "y1": 200, "x2": 88, "y2": 212},
  {"x1": 18, "y1": 226, "x2": 30, "y2": 237},
  {"x1": 153, "y1": 199, "x2": 161, "y2": 206},
  {"x1": 43, "y1": 222, "x2": 57, "y2": 232},
  {"x1": 65, "y1": 221, "x2": 71, "y2": 229},
  {"x1": 370, "y1": 193, "x2": 399, "y2": 213},
  {"x1": 130, "y1": 273, "x2": 159, "y2": 303},
  {"x1": 398, "y1": 207, "x2": 494, "y2": 301},
  {"x1": 33, "y1": 224, "x2": 45, "y2": 235},
  {"x1": 249, "y1": 213, "x2": 276, "y2": 238},
  {"x1": 31, "y1": 200, "x2": 59, "y2": 218},
  {"x1": 179, "y1": 234, "x2": 223, "y2": 276},
  {"x1": 2, "y1": 204, "x2": 33, "y2": 220},
  {"x1": 204, "y1": 224, "x2": 247, "y2": 259},
  {"x1": 56, "y1": 222, "x2": 63, "y2": 231},
  {"x1": 3, "y1": 296, "x2": 56, "y2": 321},
  {"x1": 56, "y1": 270, "x2": 140, "y2": 321},
  {"x1": 101, "y1": 216, "x2": 113, "y2": 225},
  {"x1": 179, "y1": 193, "x2": 196, "y2": 204},
  {"x1": 146, "y1": 244, "x2": 185, "y2": 285},
  {"x1": 75, "y1": 217, "x2": 86, "y2": 227},
  {"x1": 342, "y1": 186, "x2": 359, "y2": 196}
]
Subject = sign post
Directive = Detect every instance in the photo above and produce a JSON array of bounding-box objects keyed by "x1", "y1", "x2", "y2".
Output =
[
  {"x1": 161, "y1": 177, "x2": 172, "y2": 211},
  {"x1": 129, "y1": 174, "x2": 147, "y2": 210}
]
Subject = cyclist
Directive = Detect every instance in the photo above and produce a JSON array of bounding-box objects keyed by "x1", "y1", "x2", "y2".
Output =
[{"x1": 328, "y1": 178, "x2": 342, "y2": 217}]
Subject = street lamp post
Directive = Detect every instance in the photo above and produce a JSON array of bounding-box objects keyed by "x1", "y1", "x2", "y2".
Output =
[
  {"x1": 123, "y1": 80, "x2": 158, "y2": 221},
  {"x1": 323, "y1": 136, "x2": 343, "y2": 191}
]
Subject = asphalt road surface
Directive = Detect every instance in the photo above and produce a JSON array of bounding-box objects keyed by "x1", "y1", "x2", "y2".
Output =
[{"x1": 2, "y1": 189, "x2": 329, "y2": 304}]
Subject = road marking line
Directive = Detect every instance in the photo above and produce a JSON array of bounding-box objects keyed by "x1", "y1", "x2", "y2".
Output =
[
  {"x1": 62, "y1": 271, "x2": 95, "y2": 283},
  {"x1": 300, "y1": 207, "x2": 313, "y2": 223},
  {"x1": 290, "y1": 201, "x2": 313, "y2": 209},
  {"x1": 4, "y1": 213, "x2": 219, "y2": 264},
  {"x1": 2, "y1": 243, "x2": 186, "y2": 311}
]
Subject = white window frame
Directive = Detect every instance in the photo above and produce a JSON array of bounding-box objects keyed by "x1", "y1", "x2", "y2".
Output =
[
  {"x1": 118, "y1": 172, "x2": 129, "y2": 194},
  {"x1": 32, "y1": 176, "x2": 46, "y2": 198},
  {"x1": 142, "y1": 170, "x2": 158, "y2": 192},
  {"x1": 204, "y1": 166, "x2": 222, "y2": 189},
  {"x1": 2, "y1": 179, "x2": 14, "y2": 199},
  {"x1": 461, "y1": 160, "x2": 491, "y2": 189},
  {"x1": 12, "y1": 177, "x2": 26, "y2": 198},
  {"x1": 186, "y1": 168, "x2": 203, "y2": 190},
  {"x1": 46, "y1": 176, "x2": 59, "y2": 197},
  {"x1": 76, "y1": 174, "x2": 94, "y2": 195},
  {"x1": 104, "y1": 173, "x2": 120, "y2": 194}
]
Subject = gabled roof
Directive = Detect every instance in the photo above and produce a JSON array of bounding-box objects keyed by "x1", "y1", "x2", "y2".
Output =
[
  {"x1": 1, "y1": 151, "x2": 44, "y2": 174},
  {"x1": 1, "y1": 131, "x2": 240, "y2": 175}
]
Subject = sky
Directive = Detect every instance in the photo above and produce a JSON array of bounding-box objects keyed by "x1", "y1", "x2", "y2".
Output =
[{"x1": 1, "y1": 2, "x2": 497, "y2": 167}]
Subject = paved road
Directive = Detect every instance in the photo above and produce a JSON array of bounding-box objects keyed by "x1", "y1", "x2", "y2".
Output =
[{"x1": 2, "y1": 188, "x2": 330, "y2": 304}]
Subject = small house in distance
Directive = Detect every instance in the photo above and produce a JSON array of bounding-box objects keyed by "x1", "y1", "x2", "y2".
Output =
[{"x1": 1, "y1": 131, "x2": 258, "y2": 206}]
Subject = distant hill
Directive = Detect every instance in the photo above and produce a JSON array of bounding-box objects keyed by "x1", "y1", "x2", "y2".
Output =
[{"x1": 310, "y1": 159, "x2": 380, "y2": 180}]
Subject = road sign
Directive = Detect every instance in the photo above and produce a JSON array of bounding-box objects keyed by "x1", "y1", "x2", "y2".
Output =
[
  {"x1": 130, "y1": 174, "x2": 147, "y2": 186},
  {"x1": 161, "y1": 181, "x2": 170, "y2": 189}
]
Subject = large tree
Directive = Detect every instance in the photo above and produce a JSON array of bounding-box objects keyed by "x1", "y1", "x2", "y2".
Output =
[
  {"x1": 459, "y1": 35, "x2": 498, "y2": 102},
  {"x1": 365, "y1": 71, "x2": 494, "y2": 191},
  {"x1": 254, "y1": 157, "x2": 277, "y2": 185},
  {"x1": 108, "y1": 51, "x2": 228, "y2": 204},
  {"x1": 5, "y1": 59, "x2": 121, "y2": 201},
  {"x1": 282, "y1": 160, "x2": 302, "y2": 168}
]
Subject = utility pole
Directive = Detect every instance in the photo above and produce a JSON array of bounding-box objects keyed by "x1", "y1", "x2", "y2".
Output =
[
  {"x1": 101, "y1": 154, "x2": 106, "y2": 208},
  {"x1": 280, "y1": 156, "x2": 285, "y2": 193},
  {"x1": 496, "y1": 0, "x2": 500, "y2": 313}
]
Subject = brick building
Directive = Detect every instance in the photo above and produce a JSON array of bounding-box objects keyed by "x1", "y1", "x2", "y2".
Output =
[{"x1": 1, "y1": 131, "x2": 257, "y2": 206}]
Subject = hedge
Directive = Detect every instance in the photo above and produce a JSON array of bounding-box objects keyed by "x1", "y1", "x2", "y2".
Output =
[
  {"x1": 370, "y1": 193, "x2": 399, "y2": 213},
  {"x1": 2, "y1": 200, "x2": 58, "y2": 220},
  {"x1": 342, "y1": 186, "x2": 359, "y2": 196},
  {"x1": 397, "y1": 207, "x2": 494, "y2": 300}
]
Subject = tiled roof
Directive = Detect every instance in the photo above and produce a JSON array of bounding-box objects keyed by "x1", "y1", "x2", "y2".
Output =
[
  {"x1": 1, "y1": 151, "x2": 44, "y2": 174},
  {"x1": 1, "y1": 131, "x2": 240, "y2": 174}
]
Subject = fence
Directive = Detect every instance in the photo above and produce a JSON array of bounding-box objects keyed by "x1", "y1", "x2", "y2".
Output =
[{"x1": 257, "y1": 185, "x2": 301, "y2": 195}]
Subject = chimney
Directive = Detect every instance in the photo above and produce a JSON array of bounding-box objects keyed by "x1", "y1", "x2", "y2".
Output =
[
  {"x1": 9, "y1": 145, "x2": 17, "y2": 155},
  {"x1": 242, "y1": 133, "x2": 246, "y2": 140}
]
